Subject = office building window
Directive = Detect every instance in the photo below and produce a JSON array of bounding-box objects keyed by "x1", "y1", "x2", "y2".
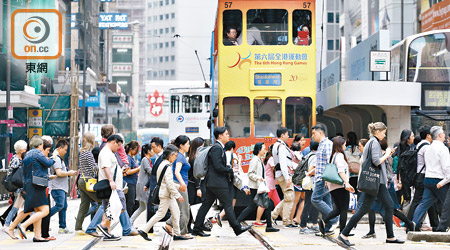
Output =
[
  {"x1": 153, "y1": 43, "x2": 157, "y2": 49},
  {"x1": 147, "y1": 17, "x2": 152, "y2": 23},
  {"x1": 159, "y1": 43, "x2": 163, "y2": 48},
  {"x1": 160, "y1": 15, "x2": 163, "y2": 20},
  {"x1": 147, "y1": 58, "x2": 152, "y2": 64},
  {"x1": 336, "y1": 13, "x2": 339, "y2": 23},
  {"x1": 153, "y1": 57, "x2": 157, "y2": 63},
  {"x1": 171, "y1": 13, "x2": 175, "y2": 19},
  {"x1": 171, "y1": 27, "x2": 175, "y2": 33},
  {"x1": 147, "y1": 44, "x2": 152, "y2": 50},
  {"x1": 172, "y1": 0, "x2": 175, "y2": 4},
  {"x1": 160, "y1": 1, "x2": 163, "y2": 6},
  {"x1": 165, "y1": 42, "x2": 169, "y2": 47},
  {"x1": 171, "y1": 41, "x2": 175, "y2": 47},
  {"x1": 165, "y1": 14, "x2": 169, "y2": 19},
  {"x1": 327, "y1": 12, "x2": 334, "y2": 23},
  {"x1": 159, "y1": 71, "x2": 163, "y2": 77},
  {"x1": 154, "y1": 29, "x2": 157, "y2": 34},
  {"x1": 153, "y1": 72, "x2": 157, "y2": 77},
  {"x1": 165, "y1": 70, "x2": 169, "y2": 76},
  {"x1": 166, "y1": 0, "x2": 169, "y2": 5},
  {"x1": 153, "y1": 16, "x2": 157, "y2": 21},
  {"x1": 148, "y1": 2, "x2": 152, "y2": 8},
  {"x1": 159, "y1": 57, "x2": 163, "y2": 62},
  {"x1": 165, "y1": 56, "x2": 169, "y2": 62},
  {"x1": 171, "y1": 69, "x2": 175, "y2": 75},
  {"x1": 335, "y1": 39, "x2": 339, "y2": 50},
  {"x1": 147, "y1": 71, "x2": 152, "y2": 78},
  {"x1": 171, "y1": 55, "x2": 175, "y2": 61},
  {"x1": 327, "y1": 40, "x2": 334, "y2": 50},
  {"x1": 159, "y1": 28, "x2": 163, "y2": 34},
  {"x1": 147, "y1": 30, "x2": 152, "y2": 35},
  {"x1": 165, "y1": 27, "x2": 169, "y2": 33}
]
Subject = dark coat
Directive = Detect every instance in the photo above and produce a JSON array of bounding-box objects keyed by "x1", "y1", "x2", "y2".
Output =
[{"x1": 205, "y1": 142, "x2": 233, "y2": 188}]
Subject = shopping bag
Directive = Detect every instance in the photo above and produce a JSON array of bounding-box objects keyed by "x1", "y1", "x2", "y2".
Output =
[
  {"x1": 257, "y1": 181, "x2": 269, "y2": 194},
  {"x1": 357, "y1": 141, "x2": 380, "y2": 196},
  {"x1": 301, "y1": 175, "x2": 313, "y2": 190},
  {"x1": 105, "y1": 190, "x2": 122, "y2": 222}
]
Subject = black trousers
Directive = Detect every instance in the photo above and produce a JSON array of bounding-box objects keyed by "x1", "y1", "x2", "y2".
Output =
[
  {"x1": 300, "y1": 190, "x2": 319, "y2": 227},
  {"x1": 125, "y1": 183, "x2": 137, "y2": 216},
  {"x1": 323, "y1": 188, "x2": 349, "y2": 232},
  {"x1": 407, "y1": 179, "x2": 439, "y2": 227},
  {"x1": 41, "y1": 195, "x2": 51, "y2": 238},
  {"x1": 237, "y1": 189, "x2": 272, "y2": 227},
  {"x1": 342, "y1": 184, "x2": 395, "y2": 238},
  {"x1": 194, "y1": 185, "x2": 240, "y2": 232}
]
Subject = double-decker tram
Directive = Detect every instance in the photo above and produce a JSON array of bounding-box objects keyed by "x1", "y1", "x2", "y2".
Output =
[
  {"x1": 390, "y1": 29, "x2": 450, "y2": 131},
  {"x1": 214, "y1": 0, "x2": 316, "y2": 170}
]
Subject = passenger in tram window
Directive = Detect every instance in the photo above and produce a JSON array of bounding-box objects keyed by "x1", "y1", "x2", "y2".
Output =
[
  {"x1": 295, "y1": 114, "x2": 309, "y2": 137},
  {"x1": 294, "y1": 25, "x2": 311, "y2": 45},
  {"x1": 255, "y1": 114, "x2": 276, "y2": 137},
  {"x1": 223, "y1": 27, "x2": 239, "y2": 46},
  {"x1": 244, "y1": 17, "x2": 264, "y2": 45}
]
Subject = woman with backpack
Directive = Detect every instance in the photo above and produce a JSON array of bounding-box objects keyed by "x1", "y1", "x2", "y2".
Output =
[
  {"x1": 396, "y1": 129, "x2": 415, "y2": 205},
  {"x1": 290, "y1": 142, "x2": 305, "y2": 226},
  {"x1": 236, "y1": 142, "x2": 279, "y2": 232},
  {"x1": 318, "y1": 136, "x2": 355, "y2": 235},
  {"x1": 345, "y1": 132, "x2": 361, "y2": 198}
]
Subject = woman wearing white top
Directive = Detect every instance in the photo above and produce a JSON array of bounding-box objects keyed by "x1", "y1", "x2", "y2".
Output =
[{"x1": 319, "y1": 136, "x2": 355, "y2": 234}]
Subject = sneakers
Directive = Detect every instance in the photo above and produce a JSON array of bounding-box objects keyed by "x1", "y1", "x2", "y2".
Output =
[
  {"x1": 58, "y1": 228, "x2": 73, "y2": 234},
  {"x1": 103, "y1": 234, "x2": 121, "y2": 241},
  {"x1": 299, "y1": 227, "x2": 315, "y2": 234},
  {"x1": 284, "y1": 224, "x2": 299, "y2": 228},
  {"x1": 309, "y1": 225, "x2": 320, "y2": 233},
  {"x1": 88, "y1": 232, "x2": 103, "y2": 237},
  {"x1": 75, "y1": 230, "x2": 86, "y2": 235},
  {"x1": 97, "y1": 224, "x2": 112, "y2": 238}
]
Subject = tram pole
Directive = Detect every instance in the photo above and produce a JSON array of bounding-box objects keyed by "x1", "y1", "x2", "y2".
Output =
[{"x1": 210, "y1": 31, "x2": 215, "y2": 143}]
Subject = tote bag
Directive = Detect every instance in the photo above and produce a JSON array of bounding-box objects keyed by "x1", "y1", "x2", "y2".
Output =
[
  {"x1": 357, "y1": 141, "x2": 381, "y2": 196},
  {"x1": 322, "y1": 154, "x2": 344, "y2": 185}
]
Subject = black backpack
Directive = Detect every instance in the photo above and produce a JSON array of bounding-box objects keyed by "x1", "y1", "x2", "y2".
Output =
[
  {"x1": 398, "y1": 143, "x2": 429, "y2": 185},
  {"x1": 292, "y1": 153, "x2": 315, "y2": 186}
]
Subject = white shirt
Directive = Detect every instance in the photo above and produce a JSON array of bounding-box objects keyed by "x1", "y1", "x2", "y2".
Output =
[
  {"x1": 417, "y1": 140, "x2": 431, "y2": 173},
  {"x1": 272, "y1": 140, "x2": 292, "y2": 180},
  {"x1": 424, "y1": 140, "x2": 450, "y2": 186},
  {"x1": 98, "y1": 146, "x2": 123, "y2": 191}
]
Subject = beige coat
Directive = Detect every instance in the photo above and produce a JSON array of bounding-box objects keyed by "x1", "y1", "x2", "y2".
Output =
[
  {"x1": 247, "y1": 156, "x2": 265, "y2": 189},
  {"x1": 157, "y1": 160, "x2": 181, "y2": 200}
]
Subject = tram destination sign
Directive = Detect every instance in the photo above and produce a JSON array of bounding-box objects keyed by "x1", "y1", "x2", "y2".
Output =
[
  {"x1": 369, "y1": 50, "x2": 391, "y2": 72},
  {"x1": 254, "y1": 73, "x2": 282, "y2": 86}
]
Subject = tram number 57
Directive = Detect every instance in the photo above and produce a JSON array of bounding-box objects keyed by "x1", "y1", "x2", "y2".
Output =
[
  {"x1": 303, "y1": 2, "x2": 311, "y2": 8},
  {"x1": 225, "y1": 2, "x2": 232, "y2": 8}
]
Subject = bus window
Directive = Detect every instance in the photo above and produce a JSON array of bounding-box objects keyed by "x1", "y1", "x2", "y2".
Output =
[
  {"x1": 408, "y1": 33, "x2": 450, "y2": 83},
  {"x1": 244, "y1": 9, "x2": 288, "y2": 45},
  {"x1": 223, "y1": 10, "x2": 242, "y2": 46},
  {"x1": 182, "y1": 95, "x2": 203, "y2": 113},
  {"x1": 293, "y1": 10, "x2": 312, "y2": 46},
  {"x1": 223, "y1": 97, "x2": 250, "y2": 138},
  {"x1": 171, "y1": 95, "x2": 180, "y2": 113},
  {"x1": 205, "y1": 95, "x2": 211, "y2": 112},
  {"x1": 285, "y1": 97, "x2": 312, "y2": 137},
  {"x1": 254, "y1": 98, "x2": 281, "y2": 137}
]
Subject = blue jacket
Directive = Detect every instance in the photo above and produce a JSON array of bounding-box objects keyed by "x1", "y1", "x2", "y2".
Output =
[{"x1": 23, "y1": 148, "x2": 55, "y2": 185}]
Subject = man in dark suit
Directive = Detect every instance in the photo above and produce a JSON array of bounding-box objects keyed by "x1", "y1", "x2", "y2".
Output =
[{"x1": 192, "y1": 127, "x2": 252, "y2": 237}]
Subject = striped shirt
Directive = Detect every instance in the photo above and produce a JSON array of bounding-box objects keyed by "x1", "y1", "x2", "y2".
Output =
[
  {"x1": 314, "y1": 137, "x2": 333, "y2": 182},
  {"x1": 79, "y1": 150, "x2": 97, "y2": 178}
]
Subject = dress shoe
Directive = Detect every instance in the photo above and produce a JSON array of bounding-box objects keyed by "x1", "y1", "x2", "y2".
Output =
[
  {"x1": 201, "y1": 225, "x2": 211, "y2": 232},
  {"x1": 265, "y1": 227, "x2": 280, "y2": 232},
  {"x1": 235, "y1": 225, "x2": 252, "y2": 236},
  {"x1": 33, "y1": 237, "x2": 50, "y2": 242},
  {"x1": 215, "y1": 213, "x2": 222, "y2": 227},
  {"x1": 338, "y1": 235, "x2": 354, "y2": 247},
  {"x1": 386, "y1": 239, "x2": 405, "y2": 244},
  {"x1": 192, "y1": 230, "x2": 210, "y2": 237},
  {"x1": 362, "y1": 232, "x2": 376, "y2": 239},
  {"x1": 137, "y1": 230, "x2": 151, "y2": 241},
  {"x1": 88, "y1": 232, "x2": 102, "y2": 237},
  {"x1": 173, "y1": 235, "x2": 190, "y2": 240}
]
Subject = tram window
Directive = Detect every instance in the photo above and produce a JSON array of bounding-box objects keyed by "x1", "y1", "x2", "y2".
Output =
[
  {"x1": 293, "y1": 10, "x2": 312, "y2": 46},
  {"x1": 223, "y1": 97, "x2": 250, "y2": 138},
  {"x1": 223, "y1": 10, "x2": 242, "y2": 46},
  {"x1": 254, "y1": 98, "x2": 282, "y2": 138},
  {"x1": 182, "y1": 95, "x2": 203, "y2": 113},
  {"x1": 170, "y1": 95, "x2": 180, "y2": 113},
  {"x1": 407, "y1": 33, "x2": 450, "y2": 83},
  {"x1": 205, "y1": 95, "x2": 211, "y2": 112},
  {"x1": 244, "y1": 9, "x2": 288, "y2": 45},
  {"x1": 285, "y1": 97, "x2": 312, "y2": 137}
]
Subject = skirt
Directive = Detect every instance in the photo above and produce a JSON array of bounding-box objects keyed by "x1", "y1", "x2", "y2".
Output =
[{"x1": 23, "y1": 182, "x2": 49, "y2": 213}]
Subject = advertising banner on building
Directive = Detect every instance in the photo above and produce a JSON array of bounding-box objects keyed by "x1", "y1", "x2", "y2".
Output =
[{"x1": 422, "y1": 0, "x2": 450, "y2": 32}]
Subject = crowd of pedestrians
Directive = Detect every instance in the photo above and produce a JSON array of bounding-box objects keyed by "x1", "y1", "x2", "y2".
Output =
[{"x1": 1, "y1": 122, "x2": 450, "y2": 245}]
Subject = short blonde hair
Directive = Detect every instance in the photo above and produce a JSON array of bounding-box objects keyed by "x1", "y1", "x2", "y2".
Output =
[
  {"x1": 14, "y1": 140, "x2": 27, "y2": 153},
  {"x1": 81, "y1": 132, "x2": 96, "y2": 152},
  {"x1": 29, "y1": 136, "x2": 43, "y2": 149},
  {"x1": 368, "y1": 122, "x2": 387, "y2": 136}
]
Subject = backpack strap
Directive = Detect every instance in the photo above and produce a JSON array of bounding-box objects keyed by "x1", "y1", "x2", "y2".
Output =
[
  {"x1": 417, "y1": 142, "x2": 430, "y2": 174},
  {"x1": 157, "y1": 164, "x2": 171, "y2": 186}
]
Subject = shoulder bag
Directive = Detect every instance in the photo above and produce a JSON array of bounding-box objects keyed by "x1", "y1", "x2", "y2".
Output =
[
  {"x1": 357, "y1": 141, "x2": 381, "y2": 196},
  {"x1": 150, "y1": 164, "x2": 170, "y2": 205},
  {"x1": 322, "y1": 154, "x2": 344, "y2": 185},
  {"x1": 93, "y1": 165, "x2": 118, "y2": 199},
  {"x1": 32, "y1": 171, "x2": 49, "y2": 187}
]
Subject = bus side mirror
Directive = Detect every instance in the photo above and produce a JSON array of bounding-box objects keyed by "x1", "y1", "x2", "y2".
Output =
[
  {"x1": 213, "y1": 108, "x2": 219, "y2": 118},
  {"x1": 207, "y1": 119, "x2": 212, "y2": 129},
  {"x1": 316, "y1": 105, "x2": 324, "y2": 116}
]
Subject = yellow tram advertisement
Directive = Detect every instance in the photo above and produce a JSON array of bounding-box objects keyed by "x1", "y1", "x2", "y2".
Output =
[{"x1": 215, "y1": 0, "x2": 317, "y2": 170}]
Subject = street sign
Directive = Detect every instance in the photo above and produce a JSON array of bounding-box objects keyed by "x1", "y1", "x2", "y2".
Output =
[
  {"x1": 7, "y1": 123, "x2": 26, "y2": 128},
  {"x1": 370, "y1": 50, "x2": 391, "y2": 72},
  {"x1": 0, "y1": 120, "x2": 15, "y2": 124},
  {"x1": 29, "y1": 109, "x2": 43, "y2": 127},
  {"x1": 29, "y1": 128, "x2": 43, "y2": 138},
  {"x1": 98, "y1": 13, "x2": 128, "y2": 30}
]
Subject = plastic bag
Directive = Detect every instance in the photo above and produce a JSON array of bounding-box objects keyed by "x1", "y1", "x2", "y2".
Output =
[
  {"x1": 257, "y1": 181, "x2": 270, "y2": 194},
  {"x1": 302, "y1": 175, "x2": 312, "y2": 190},
  {"x1": 105, "y1": 190, "x2": 122, "y2": 222}
]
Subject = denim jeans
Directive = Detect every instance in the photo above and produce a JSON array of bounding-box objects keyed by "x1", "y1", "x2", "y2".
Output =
[
  {"x1": 5, "y1": 207, "x2": 18, "y2": 226},
  {"x1": 50, "y1": 190, "x2": 68, "y2": 229},
  {"x1": 413, "y1": 178, "x2": 449, "y2": 230},
  {"x1": 85, "y1": 204, "x2": 133, "y2": 236},
  {"x1": 311, "y1": 181, "x2": 338, "y2": 231},
  {"x1": 86, "y1": 201, "x2": 99, "y2": 218}
]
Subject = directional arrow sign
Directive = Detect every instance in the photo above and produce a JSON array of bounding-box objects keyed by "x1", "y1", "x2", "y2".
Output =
[
  {"x1": 0, "y1": 120, "x2": 15, "y2": 124},
  {"x1": 7, "y1": 123, "x2": 25, "y2": 128}
]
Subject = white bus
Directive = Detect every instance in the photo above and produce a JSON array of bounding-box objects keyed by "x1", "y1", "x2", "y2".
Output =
[
  {"x1": 136, "y1": 128, "x2": 169, "y2": 147},
  {"x1": 169, "y1": 87, "x2": 216, "y2": 141}
]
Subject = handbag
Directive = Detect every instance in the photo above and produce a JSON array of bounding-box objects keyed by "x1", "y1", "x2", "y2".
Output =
[
  {"x1": 322, "y1": 154, "x2": 344, "y2": 185},
  {"x1": 93, "y1": 165, "x2": 118, "y2": 199},
  {"x1": 349, "y1": 162, "x2": 361, "y2": 174},
  {"x1": 150, "y1": 164, "x2": 170, "y2": 205},
  {"x1": 357, "y1": 141, "x2": 381, "y2": 196},
  {"x1": 32, "y1": 171, "x2": 49, "y2": 187},
  {"x1": 2, "y1": 170, "x2": 19, "y2": 192},
  {"x1": 10, "y1": 166, "x2": 24, "y2": 188},
  {"x1": 81, "y1": 169, "x2": 98, "y2": 192},
  {"x1": 253, "y1": 192, "x2": 270, "y2": 209}
]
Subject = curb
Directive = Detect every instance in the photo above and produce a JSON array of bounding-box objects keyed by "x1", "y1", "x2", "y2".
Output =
[{"x1": 407, "y1": 232, "x2": 450, "y2": 242}]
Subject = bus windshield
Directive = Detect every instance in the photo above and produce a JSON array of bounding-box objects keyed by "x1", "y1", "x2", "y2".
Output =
[{"x1": 408, "y1": 32, "x2": 450, "y2": 83}]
